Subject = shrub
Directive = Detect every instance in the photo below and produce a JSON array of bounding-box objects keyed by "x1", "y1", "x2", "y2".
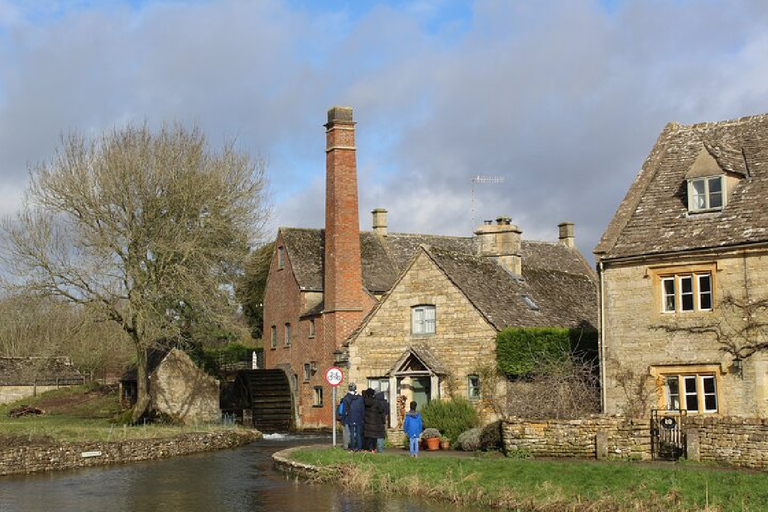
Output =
[
  {"x1": 456, "y1": 427, "x2": 482, "y2": 451},
  {"x1": 420, "y1": 398, "x2": 480, "y2": 443},
  {"x1": 496, "y1": 327, "x2": 598, "y2": 378},
  {"x1": 422, "y1": 427, "x2": 441, "y2": 439},
  {"x1": 479, "y1": 421, "x2": 504, "y2": 452}
]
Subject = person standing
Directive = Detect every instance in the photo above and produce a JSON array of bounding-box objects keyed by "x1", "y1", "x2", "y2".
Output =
[
  {"x1": 374, "y1": 391, "x2": 389, "y2": 453},
  {"x1": 403, "y1": 401, "x2": 423, "y2": 457},
  {"x1": 344, "y1": 383, "x2": 364, "y2": 451},
  {"x1": 362, "y1": 388, "x2": 382, "y2": 452}
]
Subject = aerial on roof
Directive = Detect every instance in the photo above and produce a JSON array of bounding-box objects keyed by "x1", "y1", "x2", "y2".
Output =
[{"x1": 596, "y1": 112, "x2": 768, "y2": 260}]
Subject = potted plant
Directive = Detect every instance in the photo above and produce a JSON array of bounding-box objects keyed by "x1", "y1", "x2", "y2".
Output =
[
  {"x1": 422, "y1": 428, "x2": 441, "y2": 451},
  {"x1": 439, "y1": 436, "x2": 450, "y2": 450}
]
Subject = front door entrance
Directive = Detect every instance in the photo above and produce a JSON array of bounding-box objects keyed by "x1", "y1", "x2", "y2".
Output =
[{"x1": 411, "y1": 377, "x2": 431, "y2": 409}]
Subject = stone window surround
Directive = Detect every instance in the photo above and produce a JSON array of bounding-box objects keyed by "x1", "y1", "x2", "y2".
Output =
[
  {"x1": 648, "y1": 263, "x2": 717, "y2": 316},
  {"x1": 468, "y1": 374, "x2": 480, "y2": 400},
  {"x1": 303, "y1": 363, "x2": 311, "y2": 382},
  {"x1": 410, "y1": 298, "x2": 437, "y2": 336},
  {"x1": 312, "y1": 386, "x2": 323, "y2": 407},
  {"x1": 651, "y1": 364, "x2": 723, "y2": 415}
]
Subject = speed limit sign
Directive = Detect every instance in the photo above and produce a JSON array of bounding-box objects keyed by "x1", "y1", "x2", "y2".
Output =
[{"x1": 325, "y1": 366, "x2": 344, "y2": 386}]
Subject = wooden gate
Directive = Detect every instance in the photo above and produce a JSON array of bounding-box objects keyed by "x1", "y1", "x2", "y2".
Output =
[{"x1": 651, "y1": 409, "x2": 686, "y2": 460}]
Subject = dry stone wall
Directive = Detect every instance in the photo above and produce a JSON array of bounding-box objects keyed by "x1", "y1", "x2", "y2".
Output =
[{"x1": 0, "y1": 429, "x2": 259, "y2": 476}]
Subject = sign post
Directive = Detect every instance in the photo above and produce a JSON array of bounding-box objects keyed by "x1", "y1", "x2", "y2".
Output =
[{"x1": 324, "y1": 366, "x2": 344, "y2": 447}]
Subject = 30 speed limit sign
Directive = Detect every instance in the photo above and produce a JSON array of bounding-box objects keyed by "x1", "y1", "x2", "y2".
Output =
[{"x1": 324, "y1": 366, "x2": 344, "y2": 387}]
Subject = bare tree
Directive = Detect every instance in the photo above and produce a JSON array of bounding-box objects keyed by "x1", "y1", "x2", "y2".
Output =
[{"x1": 0, "y1": 124, "x2": 268, "y2": 421}]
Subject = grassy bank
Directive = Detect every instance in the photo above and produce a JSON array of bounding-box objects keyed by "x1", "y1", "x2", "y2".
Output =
[
  {"x1": 289, "y1": 447, "x2": 768, "y2": 512},
  {"x1": 0, "y1": 384, "x2": 240, "y2": 445}
]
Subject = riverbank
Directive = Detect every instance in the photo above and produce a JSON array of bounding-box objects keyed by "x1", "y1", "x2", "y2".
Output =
[
  {"x1": 278, "y1": 446, "x2": 768, "y2": 512},
  {"x1": 0, "y1": 428, "x2": 261, "y2": 476}
]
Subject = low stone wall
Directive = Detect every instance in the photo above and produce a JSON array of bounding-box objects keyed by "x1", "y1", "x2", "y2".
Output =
[
  {"x1": 502, "y1": 416, "x2": 768, "y2": 469},
  {"x1": 272, "y1": 446, "x2": 322, "y2": 478},
  {"x1": 0, "y1": 429, "x2": 261, "y2": 476}
]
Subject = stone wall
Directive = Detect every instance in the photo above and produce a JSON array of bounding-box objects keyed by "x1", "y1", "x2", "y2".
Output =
[
  {"x1": 0, "y1": 429, "x2": 259, "y2": 476},
  {"x1": 502, "y1": 416, "x2": 768, "y2": 469},
  {"x1": 0, "y1": 384, "x2": 77, "y2": 405},
  {"x1": 602, "y1": 249, "x2": 768, "y2": 417}
]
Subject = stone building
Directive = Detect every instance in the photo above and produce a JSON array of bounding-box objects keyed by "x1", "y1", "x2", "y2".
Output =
[
  {"x1": 595, "y1": 112, "x2": 768, "y2": 418},
  {"x1": 263, "y1": 106, "x2": 597, "y2": 429}
]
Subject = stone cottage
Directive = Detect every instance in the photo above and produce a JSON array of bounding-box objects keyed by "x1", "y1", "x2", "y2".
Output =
[
  {"x1": 595, "y1": 112, "x2": 768, "y2": 417},
  {"x1": 263, "y1": 106, "x2": 597, "y2": 429}
]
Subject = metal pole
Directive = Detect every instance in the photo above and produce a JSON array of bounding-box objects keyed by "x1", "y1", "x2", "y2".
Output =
[{"x1": 332, "y1": 386, "x2": 337, "y2": 447}]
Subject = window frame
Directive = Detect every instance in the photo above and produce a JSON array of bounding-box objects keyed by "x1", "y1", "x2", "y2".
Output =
[
  {"x1": 284, "y1": 323, "x2": 291, "y2": 347},
  {"x1": 303, "y1": 363, "x2": 311, "y2": 382},
  {"x1": 270, "y1": 325, "x2": 277, "y2": 349},
  {"x1": 308, "y1": 318, "x2": 316, "y2": 338},
  {"x1": 654, "y1": 266, "x2": 715, "y2": 314},
  {"x1": 467, "y1": 375, "x2": 481, "y2": 401},
  {"x1": 688, "y1": 176, "x2": 724, "y2": 213},
  {"x1": 411, "y1": 304, "x2": 436, "y2": 335},
  {"x1": 662, "y1": 373, "x2": 718, "y2": 414},
  {"x1": 277, "y1": 246, "x2": 285, "y2": 269},
  {"x1": 312, "y1": 386, "x2": 324, "y2": 407}
]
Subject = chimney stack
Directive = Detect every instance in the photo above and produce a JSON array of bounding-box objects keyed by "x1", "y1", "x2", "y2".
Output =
[
  {"x1": 323, "y1": 106, "x2": 364, "y2": 348},
  {"x1": 372, "y1": 208, "x2": 388, "y2": 237},
  {"x1": 475, "y1": 216, "x2": 522, "y2": 275},
  {"x1": 558, "y1": 222, "x2": 575, "y2": 249}
]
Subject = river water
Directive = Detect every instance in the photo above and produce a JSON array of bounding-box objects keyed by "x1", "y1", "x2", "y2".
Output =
[{"x1": 0, "y1": 434, "x2": 493, "y2": 512}]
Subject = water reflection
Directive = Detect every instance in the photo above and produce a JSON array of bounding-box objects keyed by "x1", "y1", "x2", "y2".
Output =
[{"x1": 0, "y1": 434, "x2": 491, "y2": 512}]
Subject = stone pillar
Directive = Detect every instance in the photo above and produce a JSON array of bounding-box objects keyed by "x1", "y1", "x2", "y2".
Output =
[{"x1": 686, "y1": 428, "x2": 700, "y2": 461}]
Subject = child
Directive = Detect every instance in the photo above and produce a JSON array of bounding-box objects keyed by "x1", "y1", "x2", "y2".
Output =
[{"x1": 402, "y1": 401, "x2": 423, "y2": 457}]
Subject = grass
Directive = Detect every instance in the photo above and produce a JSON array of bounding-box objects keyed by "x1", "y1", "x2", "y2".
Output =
[
  {"x1": 0, "y1": 384, "x2": 236, "y2": 444},
  {"x1": 289, "y1": 447, "x2": 768, "y2": 511}
]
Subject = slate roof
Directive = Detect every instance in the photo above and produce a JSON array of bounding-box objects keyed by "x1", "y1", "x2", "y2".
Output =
[
  {"x1": 425, "y1": 243, "x2": 597, "y2": 331},
  {"x1": 280, "y1": 227, "x2": 475, "y2": 294},
  {"x1": 0, "y1": 357, "x2": 84, "y2": 386},
  {"x1": 595, "y1": 112, "x2": 768, "y2": 260}
]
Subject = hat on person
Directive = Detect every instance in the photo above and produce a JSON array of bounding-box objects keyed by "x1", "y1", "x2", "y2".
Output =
[{"x1": 348, "y1": 383, "x2": 357, "y2": 391}]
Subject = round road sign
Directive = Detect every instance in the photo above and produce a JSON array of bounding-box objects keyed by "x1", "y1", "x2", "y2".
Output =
[{"x1": 325, "y1": 366, "x2": 344, "y2": 386}]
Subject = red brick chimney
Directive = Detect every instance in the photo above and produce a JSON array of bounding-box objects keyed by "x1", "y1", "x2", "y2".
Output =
[{"x1": 323, "y1": 106, "x2": 364, "y2": 349}]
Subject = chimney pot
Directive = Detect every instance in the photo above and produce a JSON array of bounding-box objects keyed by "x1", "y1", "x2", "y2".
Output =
[{"x1": 475, "y1": 216, "x2": 522, "y2": 275}]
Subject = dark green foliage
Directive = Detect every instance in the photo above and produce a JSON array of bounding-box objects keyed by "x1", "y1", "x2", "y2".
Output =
[
  {"x1": 496, "y1": 327, "x2": 598, "y2": 377},
  {"x1": 457, "y1": 427, "x2": 482, "y2": 451},
  {"x1": 237, "y1": 241, "x2": 275, "y2": 341},
  {"x1": 420, "y1": 398, "x2": 480, "y2": 443},
  {"x1": 480, "y1": 420, "x2": 504, "y2": 452}
]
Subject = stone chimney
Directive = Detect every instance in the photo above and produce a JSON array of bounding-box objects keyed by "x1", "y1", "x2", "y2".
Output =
[
  {"x1": 323, "y1": 106, "x2": 364, "y2": 348},
  {"x1": 558, "y1": 222, "x2": 575, "y2": 249},
  {"x1": 372, "y1": 208, "x2": 388, "y2": 237},
  {"x1": 475, "y1": 216, "x2": 522, "y2": 275}
]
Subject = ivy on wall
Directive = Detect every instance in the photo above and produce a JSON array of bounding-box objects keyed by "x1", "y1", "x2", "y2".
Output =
[{"x1": 496, "y1": 327, "x2": 598, "y2": 377}]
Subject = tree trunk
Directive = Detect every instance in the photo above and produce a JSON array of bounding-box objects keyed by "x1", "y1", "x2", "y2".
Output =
[{"x1": 131, "y1": 345, "x2": 151, "y2": 423}]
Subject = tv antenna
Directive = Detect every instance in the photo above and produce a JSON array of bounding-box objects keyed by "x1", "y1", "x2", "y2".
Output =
[{"x1": 470, "y1": 175, "x2": 505, "y2": 229}]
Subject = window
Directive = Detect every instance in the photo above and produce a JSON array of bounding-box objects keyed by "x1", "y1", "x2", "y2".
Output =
[
  {"x1": 303, "y1": 363, "x2": 311, "y2": 382},
  {"x1": 468, "y1": 375, "x2": 480, "y2": 400},
  {"x1": 520, "y1": 294, "x2": 539, "y2": 311},
  {"x1": 277, "y1": 246, "x2": 285, "y2": 269},
  {"x1": 284, "y1": 323, "x2": 291, "y2": 346},
  {"x1": 412, "y1": 305, "x2": 436, "y2": 334},
  {"x1": 660, "y1": 272, "x2": 713, "y2": 313},
  {"x1": 270, "y1": 326, "x2": 277, "y2": 349},
  {"x1": 663, "y1": 374, "x2": 717, "y2": 413},
  {"x1": 367, "y1": 378, "x2": 390, "y2": 397},
  {"x1": 308, "y1": 318, "x2": 316, "y2": 338},
  {"x1": 688, "y1": 176, "x2": 723, "y2": 212},
  {"x1": 313, "y1": 386, "x2": 323, "y2": 407}
]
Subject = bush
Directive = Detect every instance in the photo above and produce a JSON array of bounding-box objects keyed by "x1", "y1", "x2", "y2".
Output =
[
  {"x1": 479, "y1": 421, "x2": 503, "y2": 452},
  {"x1": 420, "y1": 398, "x2": 480, "y2": 443},
  {"x1": 496, "y1": 327, "x2": 598, "y2": 378},
  {"x1": 456, "y1": 427, "x2": 482, "y2": 451},
  {"x1": 422, "y1": 427, "x2": 441, "y2": 439}
]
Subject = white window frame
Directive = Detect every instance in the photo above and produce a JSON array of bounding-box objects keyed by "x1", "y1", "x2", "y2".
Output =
[
  {"x1": 663, "y1": 374, "x2": 718, "y2": 413},
  {"x1": 412, "y1": 305, "x2": 436, "y2": 335},
  {"x1": 688, "y1": 176, "x2": 724, "y2": 212},
  {"x1": 660, "y1": 273, "x2": 713, "y2": 313},
  {"x1": 468, "y1": 375, "x2": 480, "y2": 401}
]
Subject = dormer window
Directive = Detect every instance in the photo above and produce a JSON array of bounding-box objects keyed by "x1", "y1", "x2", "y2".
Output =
[{"x1": 688, "y1": 176, "x2": 723, "y2": 212}]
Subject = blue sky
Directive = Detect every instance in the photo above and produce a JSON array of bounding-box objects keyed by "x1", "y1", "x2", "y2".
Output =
[{"x1": 1, "y1": 0, "x2": 768, "y2": 259}]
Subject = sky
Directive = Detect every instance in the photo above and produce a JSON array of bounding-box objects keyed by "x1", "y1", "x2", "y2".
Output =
[{"x1": 1, "y1": 0, "x2": 768, "y2": 262}]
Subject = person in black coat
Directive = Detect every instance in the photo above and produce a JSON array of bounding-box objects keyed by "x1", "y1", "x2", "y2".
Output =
[
  {"x1": 362, "y1": 388, "x2": 384, "y2": 451},
  {"x1": 374, "y1": 391, "x2": 389, "y2": 452}
]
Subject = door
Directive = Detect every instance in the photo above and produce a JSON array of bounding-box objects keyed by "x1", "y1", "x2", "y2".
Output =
[{"x1": 411, "y1": 377, "x2": 431, "y2": 410}]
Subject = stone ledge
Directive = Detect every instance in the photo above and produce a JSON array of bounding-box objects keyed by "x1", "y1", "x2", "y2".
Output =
[
  {"x1": 0, "y1": 429, "x2": 261, "y2": 476},
  {"x1": 272, "y1": 446, "x2": 321, "y2": 478}
]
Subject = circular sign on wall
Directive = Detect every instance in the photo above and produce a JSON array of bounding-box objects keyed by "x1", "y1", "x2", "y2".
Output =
[{"x1": 324, "y1": 366, "x2": 344, "y2": 387}]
